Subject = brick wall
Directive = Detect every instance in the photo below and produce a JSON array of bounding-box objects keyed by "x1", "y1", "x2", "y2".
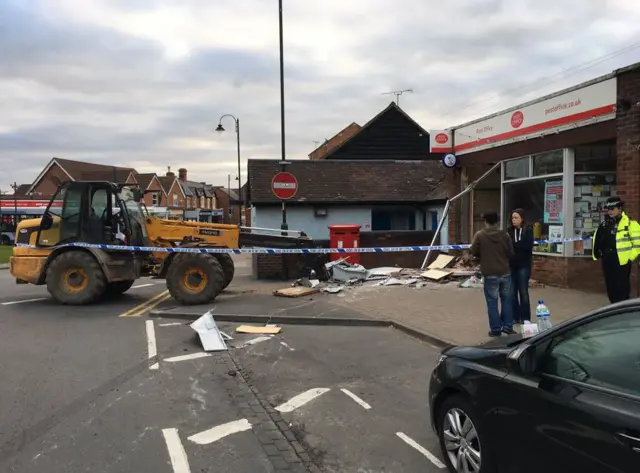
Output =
[
  {"x1": 32, "y1": 163, "x2": 69, "y2": 196},
  {"x1": 615, "y1": 66, "x2": 640, "y2": 294},
  {"x1": 214, "y1": 189, "x2": 240, "y2": 225}
]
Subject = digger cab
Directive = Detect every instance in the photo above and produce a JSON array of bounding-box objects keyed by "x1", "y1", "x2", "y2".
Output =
[
  {"x1": 11, "y1": 181, "x2": 151, "y2": 305},
  {"x1": 36, "y1": 181, "x2": 148, "y2": 248}
]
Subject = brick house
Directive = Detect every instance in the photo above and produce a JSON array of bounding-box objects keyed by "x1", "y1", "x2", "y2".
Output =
[
  {"x1": 24, "y1": 157, "x2": 137, "y2": 199},
  {"x1": 174, "y1": 168, "x2": 221, "y2": 222},
  {"x1": 213, "y1": 186, "x2": 247, "y2": 225},
  {"x1": 157, "y1": 171, "x2": 186, "y2": 220},
  {"x1": 428, "y1": 61, "x2": 640, "y2": 294}
]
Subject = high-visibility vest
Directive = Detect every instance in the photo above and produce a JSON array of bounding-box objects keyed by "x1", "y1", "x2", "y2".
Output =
[{"x1": 592, "y1": 212, "x2": 640, "y2": 264}]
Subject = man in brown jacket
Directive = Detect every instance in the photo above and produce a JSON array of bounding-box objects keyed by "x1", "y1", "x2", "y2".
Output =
[{"x1": 470, "y1": 211, "x2": 516, "y2": 337}]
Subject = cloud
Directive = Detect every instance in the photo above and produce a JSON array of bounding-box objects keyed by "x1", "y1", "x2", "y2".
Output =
[{"x1": 0, "y1": 0, "x2": 639, "y2": 193}]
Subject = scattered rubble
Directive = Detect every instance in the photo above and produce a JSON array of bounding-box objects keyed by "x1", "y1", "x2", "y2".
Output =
[{"x1": 280, "y1": 251, "x2": 546, "y2": 295}]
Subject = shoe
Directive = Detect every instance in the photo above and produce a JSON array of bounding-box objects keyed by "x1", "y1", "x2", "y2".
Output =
[
  {"x1": 488, "y1": 331, "x2": 502, "y2": 337},
  {"x1": 502, "y1": 327, "x2": 517, "y2": 335}
]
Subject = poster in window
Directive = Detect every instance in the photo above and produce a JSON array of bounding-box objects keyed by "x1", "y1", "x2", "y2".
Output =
[
  {"x1": 549, "y1": 225, "x2": 564, "y2": 254},
  {"x1": 544, "y1": 180, "x2": 563, "y2": 224}
]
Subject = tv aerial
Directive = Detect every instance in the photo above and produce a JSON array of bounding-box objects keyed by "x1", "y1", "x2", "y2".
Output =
[{"x1": 381, "y1": 89, "x2": 413, "y2": 106}]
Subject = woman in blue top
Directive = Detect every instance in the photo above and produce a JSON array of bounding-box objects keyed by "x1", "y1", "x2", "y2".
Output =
[{"x1": 507, "y1": 208, "x2": 534, "y2": 323}]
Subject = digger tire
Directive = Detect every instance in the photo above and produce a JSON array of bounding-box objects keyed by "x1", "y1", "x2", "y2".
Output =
[
  {"x1": 214, "y1": 253, "x2": 235, "y2": 290},
  {"x1": 104, "y1": 280, "x2": 135, "y2": 297},
  {"x1": 46, "y1": 251, "x2": 107, "y2": 305},
  {"x1": 166, "y1": 253, "x2": 225, "y2": 305}
]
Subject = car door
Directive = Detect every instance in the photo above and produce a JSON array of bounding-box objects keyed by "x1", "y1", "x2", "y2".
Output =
[{"x1": 499, "y1": 308, "x2": 640, "y2": 473}]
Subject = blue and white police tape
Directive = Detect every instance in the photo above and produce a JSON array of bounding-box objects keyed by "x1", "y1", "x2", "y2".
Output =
[{"x1": 15, "y1": 236, "x2": 591, "y2": 255}]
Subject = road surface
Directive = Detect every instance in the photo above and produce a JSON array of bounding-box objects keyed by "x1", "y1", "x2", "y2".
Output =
[{"x1": 0, "y1": 268, "x2": 447, "y2": 472}]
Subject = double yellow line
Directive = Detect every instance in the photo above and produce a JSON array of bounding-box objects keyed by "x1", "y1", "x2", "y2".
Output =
[{"x1": 119, "y1": 290, "x2": 171, "y2": 318}]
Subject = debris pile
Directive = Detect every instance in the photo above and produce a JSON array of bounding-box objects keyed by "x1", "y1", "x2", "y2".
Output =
[{"x1": 273, "y1": 251, "x2": 545, "y2": 297}]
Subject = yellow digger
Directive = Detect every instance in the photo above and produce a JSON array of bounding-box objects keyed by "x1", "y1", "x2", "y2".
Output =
[{"x1": 10, "y1": 180, "x2": 316, "y2": 305}]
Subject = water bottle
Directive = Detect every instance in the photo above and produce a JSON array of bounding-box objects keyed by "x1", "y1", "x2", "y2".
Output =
[{"x1": 536, "y1": 300, "x2": 550, "y2": 332}]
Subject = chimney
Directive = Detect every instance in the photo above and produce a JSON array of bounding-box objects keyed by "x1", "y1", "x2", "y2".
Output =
[
  {"x1": 178, "y1": 168, "x2": 187, "y2": 182},
  {"x1": 166, "y1": 166, "x2": 174, "y2": 177}
]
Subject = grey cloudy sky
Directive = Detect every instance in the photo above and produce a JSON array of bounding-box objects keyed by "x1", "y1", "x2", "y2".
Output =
[{"x1": 1, "y1": 0, "x2": 639, "y2": 192}]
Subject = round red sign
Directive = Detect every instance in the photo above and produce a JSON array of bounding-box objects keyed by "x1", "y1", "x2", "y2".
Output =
[
  {"x1": 271, "y1": 172, "x2": 298, "y2": 200},
  {"x1": 435, "y1": 133, "x2": 449, "y2": 144},
  {"x1": 511, "y1": 111, "x2": 524, "y2": 129}
]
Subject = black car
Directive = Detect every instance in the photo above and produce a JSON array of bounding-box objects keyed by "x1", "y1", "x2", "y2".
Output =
[{"x1": 429, "y1": 298, "x2": 640, "y2": 473}]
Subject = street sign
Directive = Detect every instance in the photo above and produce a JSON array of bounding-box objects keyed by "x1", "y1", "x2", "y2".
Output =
[{"x1": 271, "y1": 172, "x2": 298, "y2": 200}]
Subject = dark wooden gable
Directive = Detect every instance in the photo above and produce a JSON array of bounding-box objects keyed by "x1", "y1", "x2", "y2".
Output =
[{"x1": 324, "y1": 102, "x2": 437, "y2": 161}]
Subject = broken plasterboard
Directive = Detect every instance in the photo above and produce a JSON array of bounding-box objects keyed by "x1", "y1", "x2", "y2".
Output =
[
  {"x1": 380, "y1": 277, "x2": 419, "y2": 286},
  {"x1": 427, "y1": 254, "x2": 456, "y2": 270},
  {"x1": 236, "y1": 325, "x2": 282, "y2": 334},
  {"x1": 420, "y1": 269, "x2": 454, "y2": 281},
  {"x1": 274, "y1": 287, "x2": 319, "y2": 298},
  {"x1": 332, "y1": 264, "x2": 368, "y2": 282},
  {"x1": 190, "y1": 310, "x2": 228, "y2": 351}
]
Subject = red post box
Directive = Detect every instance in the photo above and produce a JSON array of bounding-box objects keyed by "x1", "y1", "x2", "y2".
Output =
[{"x1": 328, "y1": 224, "x2": 361, "y2": 264}]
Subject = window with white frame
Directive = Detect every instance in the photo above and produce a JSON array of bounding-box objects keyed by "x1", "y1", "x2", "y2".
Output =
[
  {"x1": 501, "y1": 142, "x2": 617, "y2": 258},
  {"x1": 502, "y1": 149, "x2": 564, "y2": 255},
  {"x1": 200, "y1": 196, "x2": 205, "y2": 208},
  {"x1": 173, "y1": 194, "x2": 178, "y2": 206},
  {"x1": 152, "y1": 192, "x2": 159, "y2": 206}
]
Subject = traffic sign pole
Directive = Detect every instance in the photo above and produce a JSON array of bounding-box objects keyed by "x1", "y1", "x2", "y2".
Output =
[{"x1": 272, "y1": 171, "x2": 298, "y2": 235}]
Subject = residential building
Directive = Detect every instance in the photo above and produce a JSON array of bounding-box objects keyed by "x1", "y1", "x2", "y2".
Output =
[
  {"x1": 175, "y1": 168, "x2": 222, "y2": 223},
  {"x1": 309, "y1": 122, "x2": 361, "y2": 160}
]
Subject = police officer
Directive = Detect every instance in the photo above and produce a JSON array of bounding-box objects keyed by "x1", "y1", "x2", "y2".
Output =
[{"x1": 593, "y1": 196, "x2": 640, "y2": 303}]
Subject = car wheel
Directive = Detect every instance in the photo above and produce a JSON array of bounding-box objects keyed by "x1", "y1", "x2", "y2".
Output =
[{"x1": 436, "y1": 395, "x2": 493, "y2": 473}]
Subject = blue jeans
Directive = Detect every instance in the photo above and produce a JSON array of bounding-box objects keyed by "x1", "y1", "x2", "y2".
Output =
[
  {"x1": 483, "y1": 274, "x2": 514, "y2": 334},
  {"x1": 510, "y1": 266, "x2": 531, "y2": 322}
]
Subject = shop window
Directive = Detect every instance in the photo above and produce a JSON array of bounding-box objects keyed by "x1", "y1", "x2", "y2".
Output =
[
  {"x1": 573, "y1": 173, "x2": 617, "y2": 256},
  {"x1": 372, "y1": 208, "x2": 416, "y2": 231},
  {"x1": 504, "y1": 157, "x2": 530, "y2": 180},
  {"x1": 575, "y1": 143, "x2": 616, "y2": 172},
  {"x1": 532, "y1": 149, "x2": 563, "y2": 176},
  {"x1": 504, "y1": 178, "x2": 564, "y2": 255}
]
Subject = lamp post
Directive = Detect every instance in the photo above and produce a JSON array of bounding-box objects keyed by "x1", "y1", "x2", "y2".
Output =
[
  {"x1": 278, "y1": 0, "x2": 288, "y2": 233},
  {"x1": 216, "y1": 115, "x2": 242, "y2": 225}
]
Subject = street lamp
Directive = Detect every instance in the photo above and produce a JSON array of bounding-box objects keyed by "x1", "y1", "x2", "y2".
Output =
[
  {"x1": 278, "y1": 0, "x2": 288, "y2": 233},
  {"x1": 216, "y1": 115, "x2": 242, "y2": 225}
]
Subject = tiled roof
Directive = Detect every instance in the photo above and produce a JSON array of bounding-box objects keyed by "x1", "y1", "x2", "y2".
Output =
[
  {"x1": 308, "y1": 122, "x2": 361, "y2": 160},
  {"x1": 157, "y1": 175, "x2": 178, "y2": 194},
  {"x1": 248, "y1": 159, "x2": 446, "y2": 204},
  {"x1": 135, "y1": 173, "x2": 157, "y2": 190},
  {"x1": 55, "y1": 158, "x2": 136, "y2": 182}
]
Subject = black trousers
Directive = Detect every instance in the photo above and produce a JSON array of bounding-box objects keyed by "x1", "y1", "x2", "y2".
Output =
[{"x1": 601, "y1": 253, "x2": 632, "y2": 304}]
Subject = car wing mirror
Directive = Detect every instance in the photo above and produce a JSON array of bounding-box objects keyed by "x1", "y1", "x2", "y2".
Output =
[{"x1": 507, "y1": 343, "x2": 538, "y2": 374}]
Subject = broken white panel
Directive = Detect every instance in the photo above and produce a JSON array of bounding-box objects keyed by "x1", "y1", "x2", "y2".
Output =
[
  {"x1": 321, "y1": 285, "x2": 344, "y2": 294},
  {"x1": 380, "y1": 277, "x2": 419, "y2": 286},
  {"x1": 190, "y1": 310, "x2": 227, "y2": 351},
  {"x1": 332, "y1": 264, "x2": 368, "y2": 282}
]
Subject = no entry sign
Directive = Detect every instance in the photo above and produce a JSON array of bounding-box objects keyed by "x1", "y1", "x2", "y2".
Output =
[{"x1": 271, "y1": 172, "x2": 298, "y2": 200}]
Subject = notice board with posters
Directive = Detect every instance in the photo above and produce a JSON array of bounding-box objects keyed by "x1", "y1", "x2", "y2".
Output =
[{"x1": 544, "y1": 180, "x2": 563, "y2": 224}]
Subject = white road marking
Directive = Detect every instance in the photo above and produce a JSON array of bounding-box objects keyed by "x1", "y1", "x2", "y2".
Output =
[
  {"x1": 132, "y1": 283, "x2": 154, "y2": 289},
  {"x1": 1, "y1": 298, "x2": 47, "y2": 306},
  {"x1": 396, "y1": 432, "x2": 445, "y2": 469},
  {"x1": 159, "y1": 322, "x2": 183, "y2": 327},
  {"x1": 150, "y1": 363, "x2": 159, "y2": 370},
  {"x1": 340, "y1": 388, "x2": 372, "y2": 410},
  {"x1": 280, "y1": 341, "x2": 295, "y2": 351},
  {"x1": 145, "y1": 320, "x2": 157, "y2": 369},
  {"x1": 275, "y1": 388, "x2": 331, "y2": 413},
  {"x1": 165, "y1": 352, "x2": 211, "y2": 363},
  {"x1": 162, "y1": 428, "x2": 191, "y2": 473},
  {"x1": 187, "y1": 419, "x2": 252, "y2": 445}
]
